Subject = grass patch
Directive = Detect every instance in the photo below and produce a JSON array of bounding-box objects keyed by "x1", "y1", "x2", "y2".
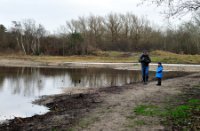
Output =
[
  {"x1": 188, "y1": 99, "x2": 200, "y2": 105},
  {"x1": 51, "y1": 129, "x2": 57, "y2": 131},
  {"x1": 167, "y1": 99, "x2": 200, "y2": 130},
  {"x1": 134, "y1": 105, "x2": 160, "y2": 116},
  {"x1": 168, "y1": 105, "x2": 191, "y2": 125},
  {"x1": 128, "y1": 87, "x2": 200, "y2": 130},
  {"x1": 193, "y1": 84, "x2": 200, "y2": 88},
  {"x1": 134, "y1": 105, "x2": 168, "y2": 117},
  {"x1": 133, "y1": 98, "x2": 200, "y2": 129},
  {"x1": 126, "y1": 104, "x2": 167, "y2": 128}
]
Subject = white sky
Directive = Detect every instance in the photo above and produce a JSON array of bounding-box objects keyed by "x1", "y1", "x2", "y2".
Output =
[{"x1": 0, "y1": 0, "x2": 190, "y2": 32}]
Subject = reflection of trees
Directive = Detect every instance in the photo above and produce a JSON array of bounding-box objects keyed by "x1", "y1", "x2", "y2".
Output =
[
  {"x1": 39, "y1": 68, "x2": 69, "y2": 76},
  {"x1": 0, "y1": 67, "x2": 76, "y2": 97},
  {"x1": 0, "y1": 66, "x2": 190, "y2": 98},
  {"x1": 67, "y1": 68, "x2": 142, "y2": 88},
  {"x1": 8, "y1": 67, "x2": 44, "y2": 97},
  {"x1": 0, "y1": 67, "x2": 50, "y2": 97},
  {"x1": 0, "y1": 74, "x2": 4, "y2": 91}
]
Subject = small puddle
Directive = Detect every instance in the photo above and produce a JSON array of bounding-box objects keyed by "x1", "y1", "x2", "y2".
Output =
[{"x1": 0, "y1": 66, "x2": 190, "y2": 122}]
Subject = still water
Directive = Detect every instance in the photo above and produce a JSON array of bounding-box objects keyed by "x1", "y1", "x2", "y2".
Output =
[{"x1": 0, "y1": 67, "x2": 188, "y2": 121}]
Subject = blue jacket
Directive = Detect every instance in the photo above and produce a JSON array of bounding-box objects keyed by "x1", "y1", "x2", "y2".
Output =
[{"x1": 156, "y1": 65, "x2": 163, "y2": 78}]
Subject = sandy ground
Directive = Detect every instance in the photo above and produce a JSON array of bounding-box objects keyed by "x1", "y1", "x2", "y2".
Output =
[
  {"x1": 0, "y1": 58, "x2": 200, "y2": 130},
  {"x1": 72, "y1": 73, "x2": 200, "y2": 131}
]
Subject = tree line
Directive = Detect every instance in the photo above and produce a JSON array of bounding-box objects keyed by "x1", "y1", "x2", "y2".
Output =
[{"x1": 1, "y1": 12, "x2": 200, "y2": 55}]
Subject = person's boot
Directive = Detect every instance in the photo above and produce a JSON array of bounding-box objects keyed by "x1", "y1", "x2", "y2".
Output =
[
  {"x1": 159, "y1": 78, "x2": 162, "y2": 85},
  {"x1": 142, "y1": 76, "x2": 146, "y2": 84},
  {"x1": 145, "y1": 76, "x2": 148, "y2": 84},
  {"x1": 146, "y1": 76, "x2": 149, "y2": 82},
  {"x1": 156, "y1": 83, "x2": 161, "y2": 86}
]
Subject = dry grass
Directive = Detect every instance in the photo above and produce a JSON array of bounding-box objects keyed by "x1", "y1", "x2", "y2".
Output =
[
  {"x1": 151, "y1": 50, "x2": 200, "y2": 64},
  {"x1": 0, "y1": 50, "x2": 200, "y2": 64}
]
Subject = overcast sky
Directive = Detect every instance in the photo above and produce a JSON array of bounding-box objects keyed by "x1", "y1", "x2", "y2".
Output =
[{"x1": 0, "y1": 0, "x2": 189, "y2": 32}]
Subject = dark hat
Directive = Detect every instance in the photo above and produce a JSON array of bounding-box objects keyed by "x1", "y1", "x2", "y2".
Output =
[
  {"x1": 158, "y1": 62, "x2": 162, "y2": 64},
  {"x1": 143, "y1": 50, "x2": 148, "y2": 53}
]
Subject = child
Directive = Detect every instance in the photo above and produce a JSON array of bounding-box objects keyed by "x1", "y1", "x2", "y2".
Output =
[{"x1": 156, "y1": 62, "x2": 163, "y2": 86}]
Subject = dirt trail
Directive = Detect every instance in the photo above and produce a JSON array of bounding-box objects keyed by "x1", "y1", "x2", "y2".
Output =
[{"x1": 73, "y1": 73, "x2": 200, "y2": 131}]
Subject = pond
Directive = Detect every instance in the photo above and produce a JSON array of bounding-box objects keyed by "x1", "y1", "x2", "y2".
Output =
[{"x1": 0, "y1": 66, "x2": 189, "y2": 122}]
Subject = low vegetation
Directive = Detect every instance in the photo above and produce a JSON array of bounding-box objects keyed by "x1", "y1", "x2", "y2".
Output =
[
  {"x1": 151, "y1": 50, "x2": 200, "y2": 64},
  {"x1": 129, "y1": 85, "x2": 200, "y2": 130}
]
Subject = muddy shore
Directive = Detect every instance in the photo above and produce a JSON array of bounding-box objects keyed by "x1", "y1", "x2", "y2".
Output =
[{"x1": 0, "y1": 59, "x2": 200, "y2": 131}]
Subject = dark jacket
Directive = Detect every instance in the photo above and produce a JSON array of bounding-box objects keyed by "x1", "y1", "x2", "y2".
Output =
[{"x1": 139, "y1": 54, "x2": 151, "y2": 66}]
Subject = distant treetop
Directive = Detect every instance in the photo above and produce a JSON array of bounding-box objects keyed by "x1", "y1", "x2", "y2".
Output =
[{"x1": 141, "y1": 0, "x2": 200, "y2": 17}]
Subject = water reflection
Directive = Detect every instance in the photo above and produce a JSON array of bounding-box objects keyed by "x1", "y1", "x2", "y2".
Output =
[
  {"x1": 0, "y1": 67, "x2": 189, "y2": 121},
  {"x1": 0, "y1": 67, "x2": 142, "y2": 121},
  {"x1": 0, "y1": 67, "x2": 143, "y2": 97}
]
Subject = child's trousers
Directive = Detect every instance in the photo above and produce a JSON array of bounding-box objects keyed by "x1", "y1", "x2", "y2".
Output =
[{"x1": 157, "y1": 78, "x2": 161, "y2": 85}]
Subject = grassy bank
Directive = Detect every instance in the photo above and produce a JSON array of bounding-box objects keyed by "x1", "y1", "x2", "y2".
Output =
[
  {"x1": 151, "y1": 50, "x2": 200, "y2": 64},
  {"x1": 1, "y1": 50, "x2": 200, "y2": 64}
]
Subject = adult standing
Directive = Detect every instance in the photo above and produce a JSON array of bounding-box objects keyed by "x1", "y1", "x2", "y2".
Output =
[{"x1": 139, "y1": 50, "x2": 151, "y2": 84}]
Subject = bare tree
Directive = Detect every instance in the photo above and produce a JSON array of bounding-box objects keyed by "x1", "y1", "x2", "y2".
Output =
[
  {"x1": 12, "y1": 21, "x2": 27, "y2": 54},
  {"x1": 4, "y1": 12, "x2": 200, "y2": 55},
  {"x1": 104, "y1": 13, "x2": 123, "y2": 44},
  {"x1": 66, "y1": 19, "x2": 80, "y2": 33},
  {"x1": 128, "y1": 15, "x2": 146, "y2": 50},
  {"x1": 66, "y1": 18, "x2": 88, "y2": 55},
  {"x1": 88, "y1": 15, "x2": 105, "y2": 49},
  {"x1": 36, "y1": 24, "x2": 46, "y2": 54},
  {"x1": 0, "y1": 24, "x2": 7, "y2": 48},
  {"x1": 11, "y1": 19, "x2": 46, "y2": 55},
  {"x1": 120, "y1": 13, "x2": 132, "y2": 39},
  {"x1": 186, "y1": 17, "x2": 200, "y2": 53},
  {"x1": 141, "y1": 0, "x2": 200, "y2": 17},
  {"x1": 0, "y1": 24, "x2": 6, "y2": 32},
  {"x1": 78, "y1": 16, "x2": 89, "y2": 54}
]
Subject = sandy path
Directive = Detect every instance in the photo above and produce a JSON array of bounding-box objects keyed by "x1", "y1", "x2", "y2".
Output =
[{"x1": 73, "y1": 73, "x2": 200, "y2": 131}]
